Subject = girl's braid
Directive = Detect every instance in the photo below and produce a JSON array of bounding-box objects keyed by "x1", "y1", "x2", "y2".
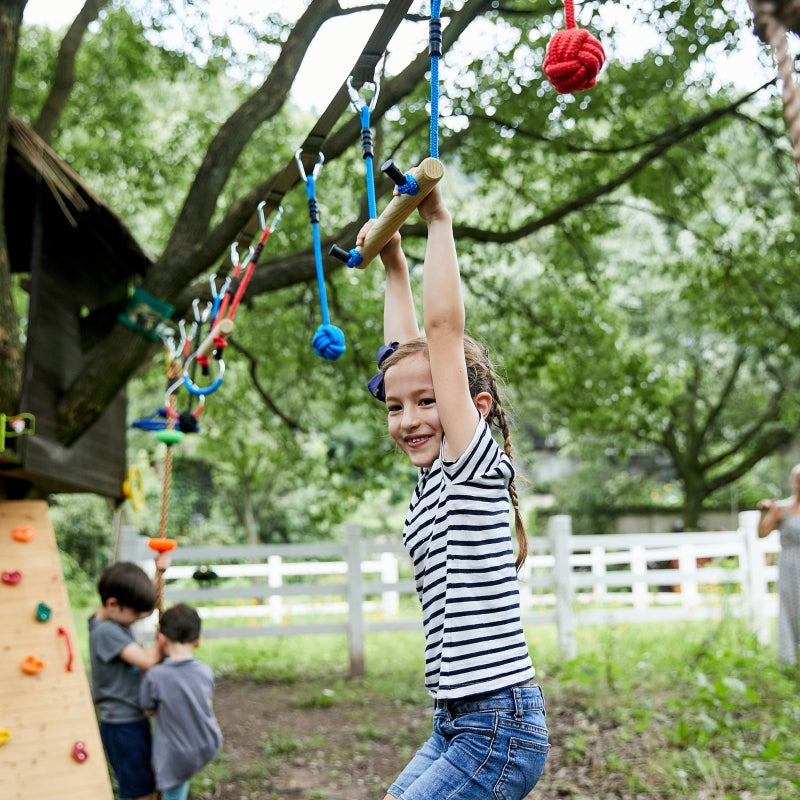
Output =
[{"x1": 486, "y1": 369, "x2": 528, "y2": 570}]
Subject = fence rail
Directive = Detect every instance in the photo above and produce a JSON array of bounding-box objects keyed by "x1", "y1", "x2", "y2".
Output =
[{"x1": 121, "y1": 510, "x2": 779, "y2": 675}]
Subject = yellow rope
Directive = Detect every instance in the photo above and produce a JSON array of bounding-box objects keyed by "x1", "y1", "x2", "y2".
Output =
[{"x1": 154, "y1": 359, "x2": 181, "y2": 615}]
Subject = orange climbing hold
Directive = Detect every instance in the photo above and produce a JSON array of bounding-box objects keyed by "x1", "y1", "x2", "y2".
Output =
[
  {"x1": 21, "y1": 655, "x2": 45, "y2": 675},
  {"x1": 12, "y1": 526, "x2": 35, "y2": 542},
  {"x1": 148, "y1": 537, "x2": 177, "y2": 553}
]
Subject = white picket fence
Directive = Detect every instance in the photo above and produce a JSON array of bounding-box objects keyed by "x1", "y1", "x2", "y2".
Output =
[{"x1": 121, "y1": 510, "x2": 779, "y2": 675}]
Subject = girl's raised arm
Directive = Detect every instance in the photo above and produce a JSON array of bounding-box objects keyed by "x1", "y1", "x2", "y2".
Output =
[
  {"x1": 420, "y1": 187, "x2": 488, "y2": 461},
  {"x1": 356, "y1": 225, "x2": 419, "y2": 344}
]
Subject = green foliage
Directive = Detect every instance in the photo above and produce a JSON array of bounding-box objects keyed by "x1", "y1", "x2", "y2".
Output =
[
  {"x1": 58, "y1": 548, "x2": 97, "y2": 609},
  {"x1": 544, "y1": 617, "x2": 800, "y2": 798},
  {"x1": 186, "y1": 619, "x2": 800, "y2": 799},
  {"x1": 49, "y1": 493, "x2": 114, "y2": 584},
  {"x1": 11, "y1": 0, "x2": 800, "y2": 532}
]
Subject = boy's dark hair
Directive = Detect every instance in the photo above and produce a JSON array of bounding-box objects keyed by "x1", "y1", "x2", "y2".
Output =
[
  {"x1": 97, "y1": 561, "x2": 157, "y2": 614},
  {"x1": 159, "y1": 603, "x2": 202, "y2": 643}
]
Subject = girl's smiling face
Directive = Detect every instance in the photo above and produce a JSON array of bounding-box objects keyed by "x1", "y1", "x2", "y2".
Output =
[{"x1": 384, "y1": 353, "x2": 443, "y2": 468}]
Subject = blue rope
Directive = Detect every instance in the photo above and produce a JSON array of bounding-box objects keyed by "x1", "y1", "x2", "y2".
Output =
[
  {"x1": 429, "y1": 0, "x2": 442, "y2": 159},
  {"x1": 361, "y1": 105, "x2": 378, "y2": 219},
  {"x1": 304, "y1": 175, "x2": 346, "y2": 361}
]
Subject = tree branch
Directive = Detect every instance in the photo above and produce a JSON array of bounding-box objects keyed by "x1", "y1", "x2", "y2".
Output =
[
  {"x1": 230, "y1": 339, "x2": 307, "y2": 433},
  {"x1": 32, "y1": 0, "x2": 109, "y2": 144},
  {"x1": 153, "y1": 0, "x2": 344, "y2": 296}
]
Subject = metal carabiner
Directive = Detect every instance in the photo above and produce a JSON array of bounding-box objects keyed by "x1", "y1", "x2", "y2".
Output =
[
  {"x1": 295, "y1": 149, "x2": 324, "y2": 182},
  {"x1": 258, "y1": 200, "x2": 284, "y2": 232},
  {"x1": 191, "y1": 298, "x2": 212, "y2": 324},
  {"x1": 347, "y1": 75, "x2": 380, "y2": 114},
  {"x1": 210, "y1": 273, "x2": 231, "y2": 302},
  {"x1": 183, "y1": 351, "x2": 225, "y2": 396},
  {"x1": 210, "y1": 274, "x2": 231, "y2": 320}
]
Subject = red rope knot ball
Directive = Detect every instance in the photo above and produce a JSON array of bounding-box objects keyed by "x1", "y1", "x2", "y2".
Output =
[{"x1": 544, "y1": 28, "x2": 606, "y2": 94}]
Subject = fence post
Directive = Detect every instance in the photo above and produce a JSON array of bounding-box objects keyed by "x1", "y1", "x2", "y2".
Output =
[
  {"x1": 630, "y1": 545, "x2": 648, "y2": 609},
  {"x1": 740, "y1": 510, "x2": 769, "y2": 644},
  {"x1": 267, "y1": 555, "x2": 283, "y2": 624},
  {"x1": 346, "y1": 524, "x2": 366, "y2": 677},
  {"x1": 118, "y1": 525, "x2": 151, "y2": 564},
  {"x1": 678, "y1": 544, "x2": 699, "y2": 609},
  {"x1": 591, "y1": 545, "x2": 607, "y2": 604},
  {"x1": 549, "y1": 515, "x2": 576, "y2": 661}
]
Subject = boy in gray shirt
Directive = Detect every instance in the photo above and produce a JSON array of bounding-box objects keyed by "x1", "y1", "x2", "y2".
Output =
[
  {"x1": 89, "y1": 558, "x2": 169, "y2": 800},
  {"x1": 140, "y1": 603, "x2": 222, "y2": 800}
]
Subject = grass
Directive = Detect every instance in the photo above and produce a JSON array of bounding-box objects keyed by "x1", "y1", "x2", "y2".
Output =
[{"x1": 70, "y1": 598, "x2": 799, "y2": 799}]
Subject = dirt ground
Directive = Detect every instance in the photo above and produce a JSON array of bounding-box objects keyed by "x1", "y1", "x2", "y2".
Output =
[{"x1": 199, "y1": 676, "x2": 625, "y2": 800}]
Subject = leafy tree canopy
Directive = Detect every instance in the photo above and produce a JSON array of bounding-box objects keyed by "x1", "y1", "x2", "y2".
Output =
[{"x1": 2, "y1": 0, "x2": 800, "y2": 541}]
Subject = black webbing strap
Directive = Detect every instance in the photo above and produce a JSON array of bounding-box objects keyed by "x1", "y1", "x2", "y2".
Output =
[{"x1": 235, "y1": 0, "x2": 414, "y2": 245}]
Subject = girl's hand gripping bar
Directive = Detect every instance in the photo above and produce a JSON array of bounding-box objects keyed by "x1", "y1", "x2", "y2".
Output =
[{"x1": 330, "y1": 157, "x2": 444, "y2": 269}]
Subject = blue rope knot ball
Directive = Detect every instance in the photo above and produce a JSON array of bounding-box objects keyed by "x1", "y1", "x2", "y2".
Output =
[{"x1": 313, "y1": 324, "x2": 346, "y2": 360}]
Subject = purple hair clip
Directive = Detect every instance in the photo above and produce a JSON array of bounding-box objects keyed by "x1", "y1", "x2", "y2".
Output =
[{"x1": 367, "y1": 341, "x2": 399, "y2": 401}]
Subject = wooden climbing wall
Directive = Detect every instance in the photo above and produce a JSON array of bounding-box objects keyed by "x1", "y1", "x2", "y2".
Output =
[{"x1": 0, "y1": 500, "x2": 113, "y2": 800}]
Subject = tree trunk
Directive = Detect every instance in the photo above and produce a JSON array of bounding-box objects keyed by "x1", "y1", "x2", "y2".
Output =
[
  {"x1": 243, "y1": 490, "x2": 259, "y2": 547},
  {"x1": 0, "y1": 0, "x2": 26, "y2": 416}
]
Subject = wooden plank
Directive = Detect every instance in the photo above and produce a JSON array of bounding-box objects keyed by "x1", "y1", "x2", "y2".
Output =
[{"x1": 0, "y1": 500, "x2": 113, "y2": 800}]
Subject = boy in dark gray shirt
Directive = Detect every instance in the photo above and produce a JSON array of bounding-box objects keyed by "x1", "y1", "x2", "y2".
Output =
[
  {"x1": 139, "y1": 603, "x2": 222, "y2": 800},
  {"x1": 89, "y1": 558, "x2": 169, "y2": 800}
]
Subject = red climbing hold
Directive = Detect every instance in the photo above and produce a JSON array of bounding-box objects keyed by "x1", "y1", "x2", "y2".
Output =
[
  {"x1": 72, "y1": 741, "x2": 89, "y2": 763},
  {"x1": 2, "y1": 570, "x2": 22, "y2": 585}
]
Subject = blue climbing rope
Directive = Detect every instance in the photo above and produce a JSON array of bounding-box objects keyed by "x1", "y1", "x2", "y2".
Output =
[
  {"x1": 429, "y1": 0, "x2": 442, "y2": 159},
  {"x1": 296, "y1": 150, "x2": 346, "y2": 361},
  {"x1": 348, "y1": 76, "x2": 380, "y2": 220}
]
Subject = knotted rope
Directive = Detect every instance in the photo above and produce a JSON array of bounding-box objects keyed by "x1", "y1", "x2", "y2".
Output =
[
  {"x1": 297, "y1": 151, "x2": 347, "y2": 360},
  {"x1": 543, "y1": 0, "x2": 606, "y2": 94},
  {"x1": 749, "y1": 0, "x2": 800, "y2": 189}
]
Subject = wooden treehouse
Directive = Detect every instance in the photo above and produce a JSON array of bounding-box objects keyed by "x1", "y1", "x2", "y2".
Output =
[{"x1": 2, "y1": 115, "x2": 151, "y2": 502}]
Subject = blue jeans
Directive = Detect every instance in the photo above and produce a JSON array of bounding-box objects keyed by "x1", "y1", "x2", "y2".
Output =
[
  {"x1": 388, "y1": 684, "x2": 549, "y2": 800},
  {"x1": 99, "y1": 718, "x2": 155, "y2": 799}
]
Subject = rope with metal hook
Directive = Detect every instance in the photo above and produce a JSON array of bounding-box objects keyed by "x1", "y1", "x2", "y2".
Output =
[{"x1": 296, "y1": 150, "x2": 346, "y2": 361}]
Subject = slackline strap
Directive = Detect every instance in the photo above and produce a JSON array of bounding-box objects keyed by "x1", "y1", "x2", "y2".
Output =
[{"x1": 235, "y1": 0, "x2": 414, "y2": 245}]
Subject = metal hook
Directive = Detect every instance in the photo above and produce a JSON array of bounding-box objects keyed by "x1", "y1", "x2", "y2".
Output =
[
  {"x1": 209, "y1": 273, "x2": 230, "y2": 302},
  {"x1": 192, "y1": 299, "x2": 212, "y2": 324},
  {"x1": 295, "y1": 149, "x2": 324, "y2": 182},
  {"x1": 179, "y1": 319, "x2": 198, "y2": 357},
  {"x1": 177, "y1": 319, "x2": 188, "y2": 352},
  {"x1": 256, "y1": 201, "x2": 284, "y2": 233},
  {"x1": 230, "y1": 243, "x2": 241, "y2": 266},
  {"x1": 347, "y1": 76, "x2": 380, "y2": 113},
  {"x1": 162, "y1": 334, "x2": 177, "y2": 359}
]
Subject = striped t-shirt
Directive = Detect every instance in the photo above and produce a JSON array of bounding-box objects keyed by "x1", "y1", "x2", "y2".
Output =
[{"x1": 403, "y1": 415, "x2": 535, "y2": 699}]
